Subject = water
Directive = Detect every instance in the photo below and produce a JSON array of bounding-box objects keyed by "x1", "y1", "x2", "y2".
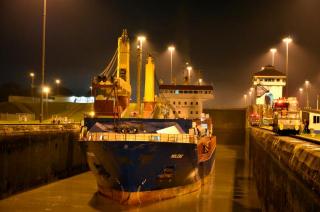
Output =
[{"x1": 0, "y1": 129, "x2": 261, "y2": 211}]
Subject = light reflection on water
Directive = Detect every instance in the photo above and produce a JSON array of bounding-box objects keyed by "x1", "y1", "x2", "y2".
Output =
[{"x1": 0, "y1": 129, "x2": 261, "y2": 211}]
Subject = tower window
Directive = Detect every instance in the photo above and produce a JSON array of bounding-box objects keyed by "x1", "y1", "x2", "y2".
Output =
[
  {"x1": 196, "y1": 102, "x2": 198, "y2": 105},
  {"x1": 190, "y1": 111, "x2": 193, "y2": 114},
  {"x1": 191, "y1": 102, "x2": 193, "y2": 105},
  {"x1": 196, "y1": 111, "x2": 199, "y2": 114},
  {"x1": 173, "y1": 111, "x2": 176, "y2": 114},
  {"x1": 173, "y1": 101, "x2": 175, "y2": 105},
  {"x1": 119, "y1": 69, "x2": 127, "y2": 80},
  {"x1": 178, "y1": 102, "x2": 181, "y2": 105},
  {"x1": 184, "y1": 102, "x2": 187, "y2": 105},
  {"x1": 178, "y1": 111, "x2": 181, "y2": 114}
]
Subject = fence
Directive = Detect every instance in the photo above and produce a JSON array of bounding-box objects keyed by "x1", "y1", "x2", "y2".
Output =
[
  {"x1": 86, "y1": 132, "x2": 196, "y2": 144},
  {"x1": 0, "y1": 113, "x2": 35, "y2": 121}
]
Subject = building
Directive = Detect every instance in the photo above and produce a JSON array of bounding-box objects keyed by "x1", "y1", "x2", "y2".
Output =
[
  {"x1": 302, "y1": 109, "x2": 320, "y2": 133},
  {"x1": 159, "y1": 84, "x2": 214, "y2": 119},
  {"x1": 252, "y1": 65, "x2": 286, "y2": 106}
]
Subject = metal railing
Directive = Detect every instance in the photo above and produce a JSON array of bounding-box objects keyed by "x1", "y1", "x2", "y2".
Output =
[
  {"x1": 86, "y1": 132, "x2": 196, "y2": 143},
  {"x1": 0, "y1": 113, "x2": 35, "y2": 121}
]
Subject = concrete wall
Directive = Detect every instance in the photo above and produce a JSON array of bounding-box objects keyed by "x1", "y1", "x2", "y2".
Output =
[
  {"x1": 250, "y1": 128, "x2": 320, "y2": 210},
  {"x1": 204, "y1": 108, "x2": 246, "y2": 145},
  {"x1": 0, "y1": 128, "x2": 87, "y2": 199},
  {"x1": 204, "y1": 108, "x2": 246, "y2": 130}
]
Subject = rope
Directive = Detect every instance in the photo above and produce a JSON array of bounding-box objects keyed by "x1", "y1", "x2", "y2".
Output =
[{"x1": 100, "y1": 48, "x2": 118, "y2": 77}]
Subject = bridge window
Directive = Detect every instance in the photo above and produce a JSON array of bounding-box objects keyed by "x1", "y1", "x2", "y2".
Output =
[{"x1": 313, "y1": 116, "x2": 320, "y2": 124}]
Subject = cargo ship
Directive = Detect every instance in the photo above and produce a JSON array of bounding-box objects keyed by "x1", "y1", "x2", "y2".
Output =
[{"x1": 80, "y1": 30, "x2": 216, "y2": 205}]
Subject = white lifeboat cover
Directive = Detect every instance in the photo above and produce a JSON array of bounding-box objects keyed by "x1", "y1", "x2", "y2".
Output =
[{"x1": 156, "y1": 125, "x2": 184, "y2": 134}]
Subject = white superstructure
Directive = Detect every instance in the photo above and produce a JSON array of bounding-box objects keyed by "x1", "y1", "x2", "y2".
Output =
[{"x1": 159, "y1": 84, "x2": 214, "y2": 119}]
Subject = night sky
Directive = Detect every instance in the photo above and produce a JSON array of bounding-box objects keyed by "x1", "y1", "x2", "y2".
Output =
[{"x1": 1, "y1": 0, "x2": 320, "y2": 107}]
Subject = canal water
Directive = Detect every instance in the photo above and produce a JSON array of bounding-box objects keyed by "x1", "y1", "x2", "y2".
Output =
[{"x1": 0, "y1": 129, "x2": 261, "y2": 211}]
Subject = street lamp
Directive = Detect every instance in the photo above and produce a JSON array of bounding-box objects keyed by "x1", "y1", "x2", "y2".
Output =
[
  {"x1": 137, "y1": 36, "x2": 146, "y2": 116},
  {"x1": 42, "y1": 86, "x2": 50, "y2": 120},
  {"x1": 244, "y1": 94, "x2": 247, "y2": 106},
  {"x1": 55, "y1": 79, "x2": 60, "y2": 96},
  {"x1": 187, "y1": 66, "x2": 192, "y2": 84},
  {"x1": 40, "y1": 0, "x2": 48, "y2": 123},
  {"x1": 198, "y1": 78, "x2": 202, "y2": 85},
  {"x1": 250, "y1": 87, "x2": 254, "y2": 104},
  {"x1": 283, "y1": 37, "x2": 292, "y2": 97},
  {"x1": 89, "y1": 86, "x2": 93, "y2": 97},
  {"x1": 29, "y1": 72, "x2": 35, "y2": 98},
  {"x1": 299, "y1": 88, "x2": 303, "y2": 107},
  {"x1": 305, "y1": 80, "x2": 310, "y2": 109},
  {"x1": 248, "y1": 91, "x2": 252, "y2": 105},
  {"x1": 168, "y1": 45, "x2": 175, "y2": 84},
  {"x1": 270, "y1": 48, "x2": 277, "y2": 66}
]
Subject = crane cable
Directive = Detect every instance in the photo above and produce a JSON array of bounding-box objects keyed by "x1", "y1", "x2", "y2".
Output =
[{"x1": 100, "y1": 48, "x2": 118, "y2": 77}]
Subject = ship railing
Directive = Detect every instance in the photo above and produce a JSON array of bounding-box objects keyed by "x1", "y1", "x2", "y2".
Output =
[{"x1": 86, "y1": 132, "x2": 197, "y2": 143}]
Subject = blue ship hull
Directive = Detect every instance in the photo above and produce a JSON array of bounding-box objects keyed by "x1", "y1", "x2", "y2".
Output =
[
  {"x1": 87, "y1": 141, "x2": 198, "y2": 191},
  {"x1": 86, "y1": 140, "x2": 216, "y2": 204}
]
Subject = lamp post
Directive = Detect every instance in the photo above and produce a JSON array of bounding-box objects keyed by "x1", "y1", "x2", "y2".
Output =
[
  {"x1": 244, "y1": 94, "x2": 247, "y2": 106},
  {"x1": 250, "y1": 87, "x2": 254, "y2": 104},
  {"x1": 89, "y1": 86, "x2": 93, "y2": 97},
  {"x1": 187, "y1": 66, "x2": 192, "y2": 84},
  {"x1": 42, "y1": 86, "x2": 50, "y2": 120},
  {"x1": 249, "y1": 91, "x2": 252, "y2": 105},
  {"x1": 198, "y1": 78, "x2": 202, "y2": 85},
  {"x1": 168, "y1": 45, "x2": 175, "y2": 84},
  {"x1": 283, "y1": 37, "x2": 292, "y2": 97},
  {"x1": 299, "y1": 88, "x2": 303, "y2": 108},
  {"x1": 55, "y1": 79, "x2": 60, "y2": 96},
  {"x1": 270, "y1": 48, "x2": 277, "y2": 66},
  {"x1": 137, "y1": 36, "x2": 146, "y2": 116},
  {"x1": 29, "y1": 72, "x2": 35, "y2": 98},
  {"x1": 40, "y1": 0, "x2": 47, "y2": 123},
  {"x1": 305, "y1": 80, "x2": 310, "y2": 109}
]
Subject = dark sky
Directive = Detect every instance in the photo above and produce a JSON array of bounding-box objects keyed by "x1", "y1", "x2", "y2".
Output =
[{"x1": 1, "y1": 0, "x2": 320, "y2": 107}]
